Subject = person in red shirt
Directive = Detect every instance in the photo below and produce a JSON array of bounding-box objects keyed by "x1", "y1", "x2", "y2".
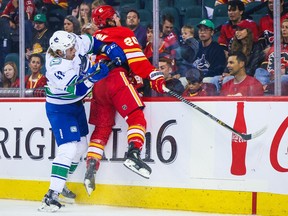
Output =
[
  {"x1": 218, "y1": 1, "x2": 259, "y2": 55},
  {"x1": 1, "y1": 0, "x2": 35, "y2": 20},
  {"x1": 258, "y1": 0, "x2": 288, "y2": 50},
  {"x1": 161, "y1": 13, "x2": 179, "y2": 59},
  {"x1": 84, "y1": 5, "x2": 166, "y2": 195},
  {"x1": 25, "y1": 53, "x2": 47, "y2": 89},
  {"x1": 220, "y1": 51, "x2": 264, "y2": 96},
  {"x1": 182, "y1": 68, "x2": 216, "y2": 97},
  {"x1": 143, "y1": 23, "x2": 167, "y2": 61}
]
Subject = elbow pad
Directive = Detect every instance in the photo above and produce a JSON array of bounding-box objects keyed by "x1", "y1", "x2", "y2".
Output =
[{"x1": 92, "y1": 38, "x2": 105, "y2": 54}]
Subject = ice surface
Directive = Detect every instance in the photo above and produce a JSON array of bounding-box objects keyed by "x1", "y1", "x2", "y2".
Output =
[{"x1": 0, "y1": 199, "x2": 252, "y2": 216}]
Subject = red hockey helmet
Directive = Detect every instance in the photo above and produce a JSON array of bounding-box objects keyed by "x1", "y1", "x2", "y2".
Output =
[{"x1": 92, "y1": 5, "x2": 116, "y2": 28}]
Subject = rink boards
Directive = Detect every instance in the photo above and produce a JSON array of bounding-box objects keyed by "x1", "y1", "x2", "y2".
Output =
[{"x1": 0, "y1": 97, "x2": 288, "y2": 215}]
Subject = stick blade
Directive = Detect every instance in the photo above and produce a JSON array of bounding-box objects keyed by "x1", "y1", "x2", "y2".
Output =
[{"x1": 241, "y1": 126, "x2": 268, "y2": 141}]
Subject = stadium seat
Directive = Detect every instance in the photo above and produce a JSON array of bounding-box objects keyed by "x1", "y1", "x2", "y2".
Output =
[
  {"x1": 204, "y1": 0, "x2": 216, "y2": 9},
  {"x1": 245, "y1": 1, "x2": 268, "y2": 15},
  {"x1": 183, "y1": 5, "x2": 208, "y2": 23},
  {"x1": 4, "y1": 53, "x2": 20, "y2": 74},
  {"x1": 119, "y1": 0, "x2": 142, "y2": 9},
  {"x1": 174, "y1": 0, "x2": 198, "y2": 16},
  {"x1": 119, "y1": 0, "x2": 142, "y2": 13},
  {"x1": 213, "y1": 4, "x2": 228, "y2": 18},
  {"x1": 138, "y1": 9, "x2": 153, "y2": 27},
  {"x1": 183, "y1": 17, "x2": 203, "y2": 27},
  {"x1": 251, "y1": 14, "x2": 263, "y2": 25},
  {"x1": 212, "y1": 16, "x2": 228, "y2": 41},
  {"x1": 144, "y1": 0, "x2": 171, "y2": 11}
]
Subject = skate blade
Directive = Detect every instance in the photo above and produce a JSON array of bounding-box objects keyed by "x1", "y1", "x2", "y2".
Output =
[
  {"x1": 84, "y1": 179, "x2": 95, "y2": 196},
  {"x1": 123, "y1": 159, "x2": 150, "y2": 179},
  {"x1": 37, "y1": 202, "x2": 63, "y2": 212},
  {"x1": 59, "y1": 196, "x2": 75, "y2": 204}
]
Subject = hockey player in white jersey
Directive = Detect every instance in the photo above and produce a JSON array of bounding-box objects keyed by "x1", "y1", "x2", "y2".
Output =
[{"x1": 38, "y1": 30, "x2": 126, "y2": 212}]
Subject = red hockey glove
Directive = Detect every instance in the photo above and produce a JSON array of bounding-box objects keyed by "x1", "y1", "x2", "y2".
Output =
[{"x1": 149, "y1": 70, "x2": 166, "y2": 94}]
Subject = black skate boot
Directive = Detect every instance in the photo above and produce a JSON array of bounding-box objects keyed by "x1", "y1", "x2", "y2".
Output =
[
  {"x1": 84, "y1": 157, "x2": 98, "y2": 196},
  {"x1": 123, "y1": 143, "x2": 152, "y2": 179},
  {"x1": 38, "y1": 189, "x2": 63, "y2": 212},
  {"x1": 60, "y1": 185, "x2": 76, "y2": 204}
]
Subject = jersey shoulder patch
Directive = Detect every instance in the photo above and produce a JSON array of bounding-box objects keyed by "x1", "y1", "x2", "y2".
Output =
[{"x1": 49, "y1": 58, "x2": 62, "y2": 66}]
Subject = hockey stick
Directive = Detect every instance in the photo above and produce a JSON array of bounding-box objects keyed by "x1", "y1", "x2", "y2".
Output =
[
  {"x1": 163, "y1": 86, "x2": 267, "y2": 141},
  {"x1": 69, "y1": 59, "x2": 117, "y2": 87}
]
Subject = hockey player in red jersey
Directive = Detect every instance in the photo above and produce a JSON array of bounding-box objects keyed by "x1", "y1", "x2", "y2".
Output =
[{"x1": 84, "y1": 5, "x2": 166, "y2": 195}]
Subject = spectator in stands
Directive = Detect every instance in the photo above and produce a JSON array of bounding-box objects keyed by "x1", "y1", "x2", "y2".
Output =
[
  {"x1": 0, "y1": 0, "x2": 35, "y2": 56},
  {"x1": 77, "y1": 2, "x2": 93, "y2": 34},
  {"x1": 2, "y1": 61, "x2": 19, "y2": 88},
  {"x1": 255, "y1": 18, "x2": 288, "y2": 95},
  {"x1": 25, "y1": 53, "x2": 47, "y2": 89},
  {"x1": 193, "y1": 19, "x2": 226, "y2": 85},
  {"x1": 161, "y1": 13, "x2": 180, "y2": 59},
  {"x1": 91, "y1": 0, "x2": 106, "y2": 11},
  {"x1": 1, "y1": 0, "x2": 35, "y2": 20},
  {"x1": 229, "y1": 19, "x2": 265, "y2": 76},
  {"x1": 215, "y1": 0, "x2": 263, "y2": 6},
  {"x1": 220, "y1": 51, "x2": 264, "y2": 96},
  {"x1": 218, "y1": 1, "x2": 259, "y2": 55},
  {"x1": 159, "y1": 57, "x2": 185, "y2": 95},
  {"x1": 43, "y1": 0, "x2": 68, "y2": 10},
  {"x1": 177, "y1": 24, "x2": 199, "y2": 76},
  {"x1": 213, "y1": 19, "x2": 265, "y2": 93},
  {"x1": 125, "y1": 9, "x2": 147, "y2": 49},
  {"x1": 0, "y1": 12, "x2": 19, "y2": 71},
  {"x1": 63, "y1": 15, "x2": 81, "y2": 35},
  {"x1": 143, "y1": 24, "x2": 167, "y2": 61},
  {"x1": 182, "y1": 68, "x2": 216, "y2": 97},
  {"x1": 26, "y1": 13, "x2": 53, "y2": 59},
  {"x1": 258, "y1": 0, "x2": 288, "y2": 52}
]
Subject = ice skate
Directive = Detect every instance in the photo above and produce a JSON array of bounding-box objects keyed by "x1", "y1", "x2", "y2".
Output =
[
  {"x1": 38, "y1": 189, "x2": 63, "y2": 212},
  {"x1": 123, "y1": 143, "x2": 152, "y2": 179},
  {"x1": 84, "y1": 158, "x2": 98, "y2": 196},
  {"x1": 59, "y1": 185, "x2": 76, "y2": 204}
]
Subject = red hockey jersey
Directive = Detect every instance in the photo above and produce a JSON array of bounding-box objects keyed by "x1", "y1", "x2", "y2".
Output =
[{"x1": 93, "y1": 26, "x2": 157, "y2": 79}]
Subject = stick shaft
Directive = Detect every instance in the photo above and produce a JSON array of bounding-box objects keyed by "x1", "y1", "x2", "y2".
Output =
[{"x1": 163, "y1": 87, "x2": 249, "y2": 140}]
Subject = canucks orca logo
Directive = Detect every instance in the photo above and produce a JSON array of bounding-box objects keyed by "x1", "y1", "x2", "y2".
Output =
[{"x1": 193, "y1": 54, "x2": 210, "y2": 75}]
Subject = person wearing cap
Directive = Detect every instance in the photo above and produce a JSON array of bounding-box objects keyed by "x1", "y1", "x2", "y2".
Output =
[
  {"x1": 26, "y1": 13, "x2": 53, "y2": 61},
  {"x1": 229, "y1": 19, "x2": 264, "y2": 76},
  {"x1": 182, "y1": 68, "x2": 216, "y2": 96},
  {"x1": 192, "y1": 19, "x2": 226, "y2": 89},
  {"x1": 218, "y1": 1, "x2": 259, "y2": 55}
]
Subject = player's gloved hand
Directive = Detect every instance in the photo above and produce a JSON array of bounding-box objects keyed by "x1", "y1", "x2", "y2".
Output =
[
  {"x1": 149, "y1": 70, "x2": 166, "y2": 94},
  {"x1": 87, "y1": 62, "x2": 109, "y2": 83},
  {"x1": 103, "y1": 43, "x2": 126, "y2": 66}
]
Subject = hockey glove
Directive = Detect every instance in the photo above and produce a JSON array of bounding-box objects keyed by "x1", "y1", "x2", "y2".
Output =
[
  {"x1": 87, "y1": 62, "x2": 109, "y2": 83},
  {"x1": 103, "y1": 43, "x2": 126, "y2": 66},
  {"x1": 149, "y1": 70, "x2": 166, "y2": 94}
]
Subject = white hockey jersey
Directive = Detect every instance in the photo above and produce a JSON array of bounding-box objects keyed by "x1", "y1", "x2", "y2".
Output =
[{"x1": 45, "y1": 34, "x2": 94, "y2": 105}]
